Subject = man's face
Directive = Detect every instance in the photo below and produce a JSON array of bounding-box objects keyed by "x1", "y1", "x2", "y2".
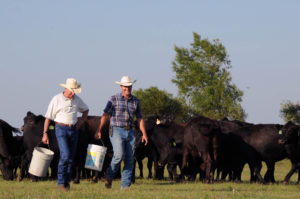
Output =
[
  {"x1": 64, "y1": 88, "x2": 75, "y2": 99},
  {"x1": 121, "y1": 85, "x2": 132, "y2": 98}
]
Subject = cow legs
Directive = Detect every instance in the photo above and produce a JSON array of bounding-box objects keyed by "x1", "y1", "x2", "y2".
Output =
[
  {"x1": 17, "y1": 153, "x2": 30, "y2": 182},
  {"x1": 253, "y1": 162, "x2": 264, "y2": 183},
  {"x1": 167, "y1": 162, "x2": 182, "y2": 182},
  {"x1": 202, "y1": 153, "x2": 213, "y2": 183},
  {"x1": 283, "y1": 162, "x2": 300, "y2": 184},
  {"x1": 181, "y1": 149, "x2": 190, "y2": 178},
  {"x1": 147, "y1": 156, "x2": 153, "y2": 178},
  {"x1": 92, "y1": 171, "x2": 99, "y2": 183},
  {"x1": 153, "y1": 151, "x2": 164, "y2": 180},
  {"x1": 297, "y1": 168, "x2": 300, "y2": 184},
  {"x1": 137, "y1": 158, "x2": 144, "y2": 178},
  {"x1": 153, "y1": 160, "x2": 160, "y2": 180},
  {"x1": 264, "y1": 162, "x2": 275, "y2": 183},
  {"x1": 73, "y1": 166, "x2": 81, "y2": 184},
  {"x1": 232, "y1": 162, "x2": 244, "y2": 182},
  {"x1": 131, "y1": 159, "x2": 136, "y2": 184}
]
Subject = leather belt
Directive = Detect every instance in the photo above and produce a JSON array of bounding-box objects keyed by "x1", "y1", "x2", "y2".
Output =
[
  {"x1": 55, "y1": 122, "x2": 74, "y2": 127},
  {"x1": 121, "y1": 126, "x2": 132, "y2": 130}
]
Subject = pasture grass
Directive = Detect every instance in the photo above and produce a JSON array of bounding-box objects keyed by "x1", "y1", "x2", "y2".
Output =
[{"x1": 0, "y1": 159, "x2": 299, "y2": 199}]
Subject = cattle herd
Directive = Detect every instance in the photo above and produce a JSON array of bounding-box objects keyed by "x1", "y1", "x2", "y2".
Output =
[{"x1": 1, "y1": 111, "x2": 300, "y2": 185}]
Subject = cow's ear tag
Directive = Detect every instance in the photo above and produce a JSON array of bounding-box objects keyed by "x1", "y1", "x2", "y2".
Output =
[
  {"x1": 172, "y1": 141, "x2": 176, "y2": 147},
  {"x1": 49, "y1": 125, "x2": 55, "y2": 130},
  {"x1": 278, "y1": 130, "x2": 282, "y2": 135}
]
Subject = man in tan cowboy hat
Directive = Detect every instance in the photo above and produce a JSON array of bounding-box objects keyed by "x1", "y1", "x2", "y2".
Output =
[
  {"x1": 42, "y1": 78, "x2": 89, "y2": 191},
  {"x1": 95, "y1": 75, "x2": 148, "y2": 190}
]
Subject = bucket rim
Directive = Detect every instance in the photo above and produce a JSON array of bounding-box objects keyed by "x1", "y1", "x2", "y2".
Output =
[
  {"x1": 87, "y1": 144, "x2": 107, "y2": 150},
  {"x1": 34, "y1": 147, "x2": 55, "y2": 155}
]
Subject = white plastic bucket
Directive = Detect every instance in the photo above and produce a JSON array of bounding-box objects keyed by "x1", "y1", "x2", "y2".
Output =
[
  {"x1": 28, "y1": 147, "x2": 54, "y2": 177},
  {"x1": 85, "y1": 144, "x2": 107, "y2": 171}
]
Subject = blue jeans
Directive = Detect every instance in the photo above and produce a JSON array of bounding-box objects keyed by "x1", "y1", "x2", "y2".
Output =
[
  {"x1": 106, "y1": 127, "x2": 136, "y2": 189},
  {"x1": 55, "y1": 124, "x2": 79, "y2": 187}
]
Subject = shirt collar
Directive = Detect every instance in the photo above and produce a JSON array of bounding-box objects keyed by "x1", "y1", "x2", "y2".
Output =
[
  {"x1": 61, "y1": 92, "x2": 72, "y2": 101},
  {"x1": 119, "y1": 92, "x2": 133, "y2": 100}
]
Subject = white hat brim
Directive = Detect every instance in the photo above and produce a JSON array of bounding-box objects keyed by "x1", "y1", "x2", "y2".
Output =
[
  {"x1": 60, "y1": 83, "x2": 82, "y2": 94},
  {"x1": 115, "y1": 80, "x2": 136, "y2": 86}
]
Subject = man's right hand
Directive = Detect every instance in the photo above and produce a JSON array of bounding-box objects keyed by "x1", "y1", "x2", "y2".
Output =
[
  {"x1": 42, "y1": 133, "x2": 49, "y2": 144},
  {"x1": 94, "y1": 131, "x2": 101, "y2": 140}
]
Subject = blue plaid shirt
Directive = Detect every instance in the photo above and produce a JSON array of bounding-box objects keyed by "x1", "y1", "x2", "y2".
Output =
[{"x1": 103, "y1": 93, "x2": 143, "y2": 127}]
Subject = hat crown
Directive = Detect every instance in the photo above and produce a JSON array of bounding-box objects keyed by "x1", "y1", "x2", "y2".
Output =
[
  {"x1": 66, "y1": 78, "x2": 79, "y2": 89},
  {"x1": 120, "y1": 76, "x2": 132, "y2": 84}
]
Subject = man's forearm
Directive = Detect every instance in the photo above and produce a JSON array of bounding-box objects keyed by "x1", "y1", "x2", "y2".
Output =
[
  {"x1": 81, "y1": 110, "x2": 89, "y2": 120},
  {"x1": 43, "y1": 118, "x2": 51, "y2": 134},
  {"x1": 98, "y1": 113, "x2": 109, "y2": 131}
]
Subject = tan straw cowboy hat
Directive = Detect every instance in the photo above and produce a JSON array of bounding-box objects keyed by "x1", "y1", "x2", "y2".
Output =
[
  {"x1": 115, "y1": 76, "x2": 136, "y2": 86},
  {"x1": 60, "y1": 78, "x2": 82, "y2": 94}
]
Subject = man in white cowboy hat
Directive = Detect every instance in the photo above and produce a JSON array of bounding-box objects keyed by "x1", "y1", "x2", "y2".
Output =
[
  {"x1": 42, "y1": 78, "x2": 89, "y2": 191},
  {"x1": 95, "y1": 75, "x2": 148, "y2": 190}
]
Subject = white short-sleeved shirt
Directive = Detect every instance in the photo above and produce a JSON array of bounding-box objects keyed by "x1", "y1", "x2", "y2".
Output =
[{"x1": 45, "y1": 92, "x2": 89, "y2": 125}]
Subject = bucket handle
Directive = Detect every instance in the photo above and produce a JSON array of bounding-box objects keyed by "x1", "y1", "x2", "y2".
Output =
[
  {"x1": 37, "y1": 141, "x2": 50, "y2": 150},
  {"x1": 99, "y1": 139, "x2": 105, "y2": 147}
]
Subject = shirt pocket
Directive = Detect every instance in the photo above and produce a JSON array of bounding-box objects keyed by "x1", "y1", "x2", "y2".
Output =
[{"x1": 128, "y1": 103, "x2": 136, "y2": 114}]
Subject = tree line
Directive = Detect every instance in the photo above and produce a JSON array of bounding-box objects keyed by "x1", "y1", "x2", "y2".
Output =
[{"x1": 134, "y1": 32, "x2": 293, "y2": 124}]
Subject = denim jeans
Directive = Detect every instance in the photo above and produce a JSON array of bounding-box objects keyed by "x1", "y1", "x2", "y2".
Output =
[
  {"x1": 106, "y1": 126, "x2": 136, "y2": 189},
  {"x1": 55, "y1": 124, "x2": 79, "y2": 187}
]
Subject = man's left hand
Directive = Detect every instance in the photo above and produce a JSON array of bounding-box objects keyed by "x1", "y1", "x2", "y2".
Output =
[{"x1": 142, "y1": 135, "x2": 148, "y2": 146}]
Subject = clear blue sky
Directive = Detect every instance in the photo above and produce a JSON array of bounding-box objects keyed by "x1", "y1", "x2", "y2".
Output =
[{"x1": 1, "y1": 1, "x2": 300, "y2": 127}]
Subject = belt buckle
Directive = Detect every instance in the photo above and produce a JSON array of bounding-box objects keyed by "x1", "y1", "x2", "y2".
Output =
[{"x1": 123, "y1": 126, "x2": 131, "y2": 130}]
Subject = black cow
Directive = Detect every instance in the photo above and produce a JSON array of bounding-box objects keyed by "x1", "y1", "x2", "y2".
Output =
[
  {"x1": 216, "y1": 119, "x2": 253, "y2": 181},
  {"x1": 279, "y1": 121, "x2": 300, "y2": 183},
  {"x1": 0, "y1": 119, "x2": 23, "y2": 180},
  {"x1": 131, "y1": 116, "x2": 156, "y2": 183},
  {"x1": 227, "y1": 123, "x2": 289, "y2": 183},
  {"x1": 150, "y1": 120, "x2": 185, "y2": 181},
  {"x1": 218, "y1": 131, "x2": 264, "y2": 183},
  {"x1": 18, "y1": 112, "x2": 60, "y2": 181},
  {"x1": 182, "y1": 116, "x2": 220, "y2": 183}
]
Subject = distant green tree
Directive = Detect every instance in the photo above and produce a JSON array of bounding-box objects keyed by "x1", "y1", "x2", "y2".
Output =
[
  {"x1": 280, "y1": 101, "x2": 300, "y2": 124},
  {"x1": 172, "y1": 32, "x2": 246, "y2": 120},
  {"x1": 133, "y1": 86, "x2": 189, "y2": 122}
]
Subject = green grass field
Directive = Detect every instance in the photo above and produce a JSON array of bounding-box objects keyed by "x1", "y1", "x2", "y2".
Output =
[{"x1": 0, "y1": 159, "x2": 299, "y2": 199}]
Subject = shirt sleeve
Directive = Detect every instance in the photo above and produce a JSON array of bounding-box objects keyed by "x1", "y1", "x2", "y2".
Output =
[
  {"x1": 103, "y1": 96, "x2": 114, "y2": 115},
  {"x1": 77, "y1": 96, "x2": 89, "y2": 113},
  {"x1": 135, "y1": 98, "x2": 143, "y2": 119},
  {"x1": 45, "y1": 96, "x2": 57, "y2": 120}
]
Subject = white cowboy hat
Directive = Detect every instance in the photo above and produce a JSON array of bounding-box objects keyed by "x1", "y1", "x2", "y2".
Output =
[
  {"x1": 115, "y1": 76, "x2": 136, "y2": 86},
  {"x1": 59, "y1": 78, "x2": 82, "y2": 94}
]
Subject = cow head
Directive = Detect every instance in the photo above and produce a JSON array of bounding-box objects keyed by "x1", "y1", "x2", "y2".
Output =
[
  {"x1": 144, "y1": 116, "x2": 157, "y2": 132},
  {"x1": 22, "y1": 111, "x2": 45, "y2": 134},
  {"x1": 278, "y1": 121, "x2": 300, "y2": 145}
]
